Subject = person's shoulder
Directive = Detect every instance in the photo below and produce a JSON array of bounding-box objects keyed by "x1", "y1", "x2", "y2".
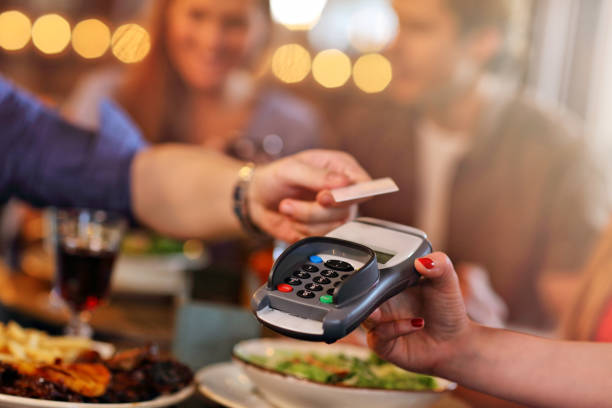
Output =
[{"x1": 500, "y1": 92, "x2": 584, "y2": 147}]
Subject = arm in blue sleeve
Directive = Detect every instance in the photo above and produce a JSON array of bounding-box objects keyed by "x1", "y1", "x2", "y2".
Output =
[{"x1": 0, "y1": 77, "x2": 148, "y2": 215}]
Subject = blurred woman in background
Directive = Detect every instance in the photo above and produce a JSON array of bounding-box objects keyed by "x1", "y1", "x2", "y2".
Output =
[
  {"x1": 66, "y1": 0, "x2": 319, "y2": 158},
  {"x1": 64, "y1": 0, "x2": 322, "y2": 303}
]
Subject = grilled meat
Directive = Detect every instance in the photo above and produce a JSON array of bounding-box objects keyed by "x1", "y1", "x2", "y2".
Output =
[{"x1": 0, "y1": 345, "x2": 193, "y2": 403}]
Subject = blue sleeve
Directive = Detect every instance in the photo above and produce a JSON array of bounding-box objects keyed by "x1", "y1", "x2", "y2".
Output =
[{"x1": 0, "y1": 77, "x2": 148, "y2": 215}]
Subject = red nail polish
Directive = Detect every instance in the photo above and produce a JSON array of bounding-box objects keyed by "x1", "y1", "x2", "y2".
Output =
[
  {"x1": 411, "y1": 318, "x2": 424, "y2": 328},
  {"x1": 418, "y1": 257, "x2": 435, "y2": 269}
]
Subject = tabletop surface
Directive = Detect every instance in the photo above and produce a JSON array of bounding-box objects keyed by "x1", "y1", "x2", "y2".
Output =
[{"x1": 0, "y1": 262, "x2": 526, "y2": 408}]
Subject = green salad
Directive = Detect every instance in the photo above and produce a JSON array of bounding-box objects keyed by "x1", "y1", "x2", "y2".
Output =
[
  {"x1": 122, "y1": 231, "x2": 185, "y2": 255},
  {"x1": 245, "y1": 351, "x2": 437, "y2": 391}
]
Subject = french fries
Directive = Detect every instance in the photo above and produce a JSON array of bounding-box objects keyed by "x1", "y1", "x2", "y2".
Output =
[{"x1": 0, "y1": 321, "x2": 93, "y2": 363}]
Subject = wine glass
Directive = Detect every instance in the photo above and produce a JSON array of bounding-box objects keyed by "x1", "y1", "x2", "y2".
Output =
[{"x1": 52, "y1": 208, "x2": 126, "y2": 338}]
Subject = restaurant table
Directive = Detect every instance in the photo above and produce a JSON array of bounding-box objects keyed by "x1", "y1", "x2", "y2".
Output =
[
  {"x1": 174, "y1": 388, "x2": 528, "y2": 408},
  {"x1": 0, "y1": 262, "x2": 175, "y2": 348},
  {"x1": 183, "y1": 394, "x2": 472, "y2": 407},
  {"x1": 174, "y1": 386, "x2": 526, "y2": 408},
  {"x1": 0, "y1": 263, "x2": 527, "y2": 408}
]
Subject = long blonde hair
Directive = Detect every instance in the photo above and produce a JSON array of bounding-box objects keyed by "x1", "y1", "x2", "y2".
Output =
[
  {"x1": 564, "y1": 217, "x2": 612, "y2": 340},
  {"x1": 115, "y1": 0, "x2": 270, "y2": 143}
]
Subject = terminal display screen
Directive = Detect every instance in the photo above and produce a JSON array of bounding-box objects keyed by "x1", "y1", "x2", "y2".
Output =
[{"x1": 374, "y1": 250, "x2": 395, "y2": 264}]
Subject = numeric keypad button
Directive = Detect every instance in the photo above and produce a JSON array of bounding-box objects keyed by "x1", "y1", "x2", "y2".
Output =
[
  {"x1": 285, "y1": 277, "x2": 302, "y2": 286},
  {"x1": 302, "y1": 264, "x2": 320, "y2": 273},
  {"x1": 297, "y1": 290, "x2": 315, "y2": 299},
  {"x1": 321, "y1": 270, "x2": 339, "y2": 278},
  {"x1": 305, "y1": 283, "x2": 323, "y2": 291},
  {"x1": 324, "y1": 259, "x2": 354, "y2": 272},
  {"x1": 313, "y1": 276, "x2": 331, "y2": 285},
  {"x1": 293, "y1": 271, "x2": 311, "y2": 279}
]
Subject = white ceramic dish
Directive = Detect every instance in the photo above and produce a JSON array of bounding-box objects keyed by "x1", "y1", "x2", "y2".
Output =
[
  {"x1": 92, "y1": 341, "x2": 115, "y2": 359},
  {"x1": 0, "y1": 341, "x2": 194, "y2": 408},
  {"x1": 232, "y1": 338, "x2": 456, "y2": 408},
  {"x1": 197, "y1": 362, "x2": 272, "y2": 408},
  {"x1": 0, "y1": 385, "x2": 195, "y2": 408}
]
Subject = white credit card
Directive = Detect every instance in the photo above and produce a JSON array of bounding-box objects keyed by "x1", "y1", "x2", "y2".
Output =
[{"x1": 331, "y1": 177, "x2": 399, "y2": 203}]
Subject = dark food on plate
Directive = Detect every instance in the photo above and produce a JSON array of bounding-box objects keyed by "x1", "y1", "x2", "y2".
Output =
[
  {"x1": 0, "y1": 346, "x2": 193, "y2": 403},
  {"x1": 0, "y1": 361, "x2": 110, "y2": 399}
]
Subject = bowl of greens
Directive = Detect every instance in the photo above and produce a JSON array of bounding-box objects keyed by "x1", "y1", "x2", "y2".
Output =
[
  {"x1": 113, "y1": 230, "x2": 207, "y2": 295},
  {"x1": 233, "y1": 338, "x2": 455, "y2": 408}
]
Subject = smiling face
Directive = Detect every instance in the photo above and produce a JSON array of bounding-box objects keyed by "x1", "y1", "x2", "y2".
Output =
[{"x1": 165, "y1": 0, "x2": 262, "y2": 91}]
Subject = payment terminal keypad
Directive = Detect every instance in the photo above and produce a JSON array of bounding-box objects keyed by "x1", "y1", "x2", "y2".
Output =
[
  {"x1": 252, "y1": 219, "x2": 432, "y2": 343},
  {"x1": 275, "y1": 256, "x2": 357, "y2": 304}
]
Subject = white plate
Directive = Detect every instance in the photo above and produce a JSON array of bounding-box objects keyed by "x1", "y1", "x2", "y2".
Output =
[
  {"x1": 0, "y1": 385, "x2": 195, "y2": 408},
  {"x1": 197, "y1": 362, "x2": 272, "y2": 408},
  {"x1": 92, "y1": 341, "x2": 115, "y2": 359},
  {"x1": 232, "y1": 339, "x2": 456, "y2": 408},
  {"x1": 0, "y1": 341, "x2": 194, "y2": 408}
]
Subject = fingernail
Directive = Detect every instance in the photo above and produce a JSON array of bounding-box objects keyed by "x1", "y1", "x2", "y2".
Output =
[
  {"x1": 411, "y1": 318, "x2": 424, "y2": 328},
  {"x1": 418, "y1": 257, "x2": 435, "y2": 269},
  {"x1": 279, "y1": 201, "x2": 293, "y2": 214}
]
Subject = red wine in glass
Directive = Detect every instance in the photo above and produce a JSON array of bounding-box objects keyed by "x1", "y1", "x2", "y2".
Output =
[
  {"x1": 56, "y1": 245, "x2": 118, "y2": 312},
  {"x1": 52, "y1": 208, "x2": 126, "y2": 337}
]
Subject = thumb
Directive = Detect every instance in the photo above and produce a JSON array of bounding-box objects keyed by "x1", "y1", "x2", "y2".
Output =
[{"x1": 415, "y1": 252, "x2": 461, "y2": 292}]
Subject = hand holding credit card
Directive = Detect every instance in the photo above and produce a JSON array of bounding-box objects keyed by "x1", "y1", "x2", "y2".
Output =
[{"x1": 330, "y1": 177, "x2": 399, "y2": 204}]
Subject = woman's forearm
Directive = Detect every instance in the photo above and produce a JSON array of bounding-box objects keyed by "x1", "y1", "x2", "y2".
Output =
[
  {"x1": 439, "y1": 324, "x2": 612, "y2": 408},
  {"x1": 131, "y1": 144, "x2": 243, "y2": 239}
]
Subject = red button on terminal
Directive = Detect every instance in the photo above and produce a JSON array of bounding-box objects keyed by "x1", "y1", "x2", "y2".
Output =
[{"x1": 277, "y1": 284, "x2": 293, "y2": 293}]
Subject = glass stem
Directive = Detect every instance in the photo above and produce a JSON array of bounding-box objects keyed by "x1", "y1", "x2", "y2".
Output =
[{"x1": 66, "y1": 310, "x2": 93, "y2": 338}]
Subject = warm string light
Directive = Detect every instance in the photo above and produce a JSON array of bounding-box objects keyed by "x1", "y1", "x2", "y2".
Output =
[
  {"x1": 270, "y1": 43, "x2": 393, "y2": 93},
  {"x1": 0, "y1": 11, "x2": 31, "y2": 51},
  {"x1": 111, "y1": 23, "x2": 151, "y2": 63},
  {"x1": 312, "y1": 49, "x2": 351, "y2": 88},
  {"x1": 1, "y1": 8, "x2": 393, "y2": 89},
  {"x1": 271, "y1": 43, "x2": 312, "y2": 84},
  {"x1": 32, "y1": 14, "x2": 71, "y2": 54},
  {"x1": 0, "y1": 10, "x2": 150, "y2": 63},
  {"x1": 353, "y1": 53, "x2": 392, "y2": 93},
  {"x1": 72, "y1": 19, "x2": 111, "y2": 59}
]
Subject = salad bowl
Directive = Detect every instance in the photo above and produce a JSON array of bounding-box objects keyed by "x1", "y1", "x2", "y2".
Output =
[{"x1": 233, "y1": 338, "x2": 456, "y2": 408}]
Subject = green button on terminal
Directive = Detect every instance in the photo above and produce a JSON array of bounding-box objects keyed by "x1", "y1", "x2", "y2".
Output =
[{"x1": 320, "y1": 295, "x2": 333, "y2": 304}]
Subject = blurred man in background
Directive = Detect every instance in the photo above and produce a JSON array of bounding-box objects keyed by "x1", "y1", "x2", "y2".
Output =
[{"x1": 330, "y1": 0, "x2": 609, "y2": 328}]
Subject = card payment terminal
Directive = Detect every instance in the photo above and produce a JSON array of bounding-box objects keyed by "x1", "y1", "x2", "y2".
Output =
[{"x1": 251, "y1": 218, "x2": 432, "y2": 343}]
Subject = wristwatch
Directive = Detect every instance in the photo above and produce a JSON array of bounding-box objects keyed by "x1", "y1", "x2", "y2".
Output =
[{"x1": 233, "y1": 162, "x2": 267, "y2": 238}]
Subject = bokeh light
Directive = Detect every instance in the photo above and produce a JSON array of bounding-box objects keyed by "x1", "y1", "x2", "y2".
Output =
[
  {"x1": 271, "y1": 44, "x2": 311, "y2": 84},
  {"x1": 270, "y1": 0, "x2": 327, "y2": 30},
  {"x1": 183, "y1": 239, "x2": 204, "y2": 260},
  {"x1": 312, "y1": 49, "x2": 351, "y2": 88},
  {"x1": 32, "y1": 14, "x2": 71, "y2": 54},
  {"x1": 308, "y1": 0, "x2": 398, "y2": 53},
  {"x1": 0, "y1": 11, "x2": 31, "y2": 51},
  {"x1": 349, "y1": 2, "x2": 398, "y2": 53},
  {"x1": 111, "y1": 23, "x2": 151, "y2": 63},
  {"x1": 353, "y1": 53, "x2": 392, "y2": 93},
  {"x1": 72, "y1": 19, "x2": 111, "y2": 59}
]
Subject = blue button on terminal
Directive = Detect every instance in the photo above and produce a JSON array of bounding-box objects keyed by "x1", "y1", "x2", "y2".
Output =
[{"x1": 309, "y1": 255, "x2": 323, "y2": 263}]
